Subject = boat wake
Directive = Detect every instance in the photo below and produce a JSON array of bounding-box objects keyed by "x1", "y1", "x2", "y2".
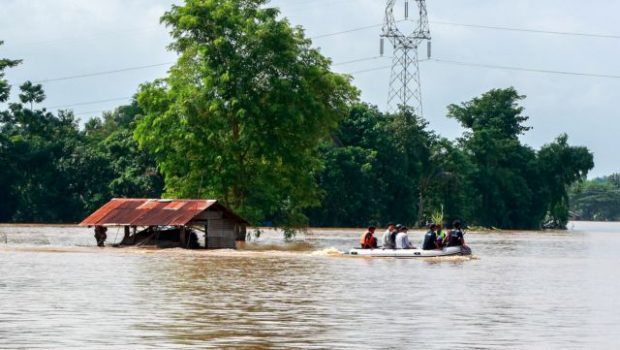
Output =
[
  {"x1": 310, "y1": 247, "x2": 345, "y2": 256},
  {"x1": 424, "y1": 255, "x2": 479, "y2": 263}
]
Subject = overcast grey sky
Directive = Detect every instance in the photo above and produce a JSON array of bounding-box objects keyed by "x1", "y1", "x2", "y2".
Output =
[{"x1": 1, "y1": 0, "x2": 619, "y2": 177}]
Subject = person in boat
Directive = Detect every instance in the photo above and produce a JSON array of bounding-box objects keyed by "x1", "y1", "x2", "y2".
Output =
[
  {"x1": 436, "y1": 224, "x2": 447, "y2": 248},
  {"x1": 389, "y1": 224, "x2": 403, "y2": 249},
  {"x1": 360, "y1": 226, "x2": 377, "y2": 249},
  {"x1": 446, "y1": 220, "x2": 466, "y2": 247},
  {"x1": 395, "y1": 226, "x2": 415, "y2": 249},
  {"x1": 422, "y1": 224, "x2": 440, "y2": 250},
  {"x1": 381, "y1": 223, "x2": 396, "y2": 249}
]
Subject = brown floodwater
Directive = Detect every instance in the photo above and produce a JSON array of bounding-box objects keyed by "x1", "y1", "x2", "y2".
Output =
[{"x1": 0, "y1": 222, "x2": 619, "y2": 349}]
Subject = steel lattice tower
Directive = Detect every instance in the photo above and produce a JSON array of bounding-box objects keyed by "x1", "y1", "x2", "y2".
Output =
[{"x1": 380, "y1": 0, "x2": 431, "y2": 115}]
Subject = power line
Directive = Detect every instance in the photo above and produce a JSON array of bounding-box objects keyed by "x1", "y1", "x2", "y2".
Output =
[
  {"x1": 48, "y1": 96, "x2": 132, "y2": 109},
  {"x1": 42, "y1": 56, "x2": 387, "y2": 108},
  {"x1": 311, "y1": 23, "x2": 384, "y2": 39},
  {"x1": 26, "y1": 21, "x2": 395, "y2": 85},
  {"x1": 431, "y1": 20, "x2": 620, "y2": 40},
  {"x1": 347, "y1": 65, "x2": 392, "y2": 75},
  {"x1": 346, "y1": 59, "x2": 430, "y2": 75},
  {"x1": 40, "y1": 56, "x2": 620, "y2": 113},
  {"x1": 431, "y1": 58, "x2": 620, "y2": 80},
  {"x1": 309, "y1": 19, "x2": 411, "y2": 40},
  {"x1": 332, "y1": 56, "x2": 389, "y2": 66},
  {"x1": 346, "y1": 57, "x2": 620, "y2": 81},
  {"x1": 49, "y1": 56, "x2": 620, "y2": 118},
  {"x1": 74, "y1": 109, "x2": 107, "y2": 116},
  {"x1": 33, "y1": 62, "x2": 173, "y2": 84},
  {"x1": 34, "y1": 54, "x2": 388, "y2": 85},
  {"x1": 25, "y1": 20, "x2": 407, "y2": 85}
]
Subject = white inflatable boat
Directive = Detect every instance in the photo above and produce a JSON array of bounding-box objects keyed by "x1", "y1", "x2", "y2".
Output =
[{"x1": 348, "y1": 246, "x2": 471, "y2": 258}]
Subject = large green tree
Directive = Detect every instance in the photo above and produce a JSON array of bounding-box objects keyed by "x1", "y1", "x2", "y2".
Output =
[
  {"x1": 448, "y1": 88, "x2": 539, "y2": 228},
  {"x1": 448, "y1": 87, "x2": 593, "y2": 229},
  {"x1": 135, "y1": 0, "x2": 358, "y2": 229},
  {"x1": 537, "y1": 134, "x2": 594, "y2": 227}
]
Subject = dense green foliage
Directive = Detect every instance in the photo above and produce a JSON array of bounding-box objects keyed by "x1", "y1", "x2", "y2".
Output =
[
  {"x1": 307, "y1": 104, "x2": 473, "y2": 228},
  {"x1": 0, "y1": 96, "x2": 163, "y2": 222},
  {"x1": 134, "y1": 0, "x2": 358, "y2": 230},
  {"x1": 570, "y1": 174, "x2": 620, "y2": 221},
  {"x1": 448, "y1": 88, "x2": 593, "y2": 229},
  {"x1": 309, "y1": 89, "x2": 594, "y2": 229}
]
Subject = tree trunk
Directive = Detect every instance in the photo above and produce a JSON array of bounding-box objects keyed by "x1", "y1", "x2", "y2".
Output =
[{"x1": 417, "y1": 190, "x2": 425, "y2": 228}]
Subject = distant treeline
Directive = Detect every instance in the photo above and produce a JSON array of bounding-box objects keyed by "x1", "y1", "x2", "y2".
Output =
[
  {"x1": 570, "y1": 174, "x2": 620, "y2": 221},
  {"x1": 0, "y1": 85, "x2": 163, "y2": 222},
  {"x1": 0, "y1": 1, "x2": 596, "y2": 231}
]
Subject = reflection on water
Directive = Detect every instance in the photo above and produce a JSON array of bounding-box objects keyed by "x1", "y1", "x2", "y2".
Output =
[{"x1": 0, "y1": 222, "x2": 619, "y2": 349}]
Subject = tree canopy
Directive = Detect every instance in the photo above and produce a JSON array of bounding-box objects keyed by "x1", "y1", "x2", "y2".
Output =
[
  {"x1": 135, "y1": 0, "x2": 358, "y2": 231},
  {"x1": 308, "y1": 104, "x2": 475, "y2": 228},
  {"x1": 309, "y1": 88, "x2": 594, "y2": 230},
  {"x1": 447, "y1": 87, "x2": 593, "y2": 229}
]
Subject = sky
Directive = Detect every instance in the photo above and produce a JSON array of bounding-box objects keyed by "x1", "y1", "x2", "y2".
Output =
[{"x1": 1, "y1": 0, "x2": 619, "y2": 177}]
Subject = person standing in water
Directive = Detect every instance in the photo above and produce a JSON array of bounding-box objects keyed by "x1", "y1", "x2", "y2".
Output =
[{"x1": 94, "y1": 226, "x2": 107, "y2": 247}]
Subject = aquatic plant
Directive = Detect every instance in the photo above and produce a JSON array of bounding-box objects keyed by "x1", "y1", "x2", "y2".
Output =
[{"x1": 431, "y1": 205, "x2": 444, "y2": 225}]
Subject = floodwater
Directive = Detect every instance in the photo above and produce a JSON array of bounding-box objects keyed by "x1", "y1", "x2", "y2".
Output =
[{"x1": 0, "y1": 222, "x2": 619, "y2": 349}]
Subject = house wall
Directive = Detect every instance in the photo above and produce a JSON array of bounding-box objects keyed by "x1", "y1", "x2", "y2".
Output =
[{"x1": 207, "y1": 217, "x2": 237, "y2": 249}]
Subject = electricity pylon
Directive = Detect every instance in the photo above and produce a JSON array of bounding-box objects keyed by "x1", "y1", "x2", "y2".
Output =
[{"x1": 380, "y1": 0, "x2": 431, "y2": 115}]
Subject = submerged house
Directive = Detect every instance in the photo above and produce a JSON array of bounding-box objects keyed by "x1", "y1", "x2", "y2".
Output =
[{"x1": 80, "y1": 198, "x2": 249, "y2": 249}]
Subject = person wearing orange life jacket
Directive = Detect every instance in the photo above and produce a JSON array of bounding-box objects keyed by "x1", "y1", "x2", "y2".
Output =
[{"x1": 360, "y1": 226, "x2": 377, "y2": 249}]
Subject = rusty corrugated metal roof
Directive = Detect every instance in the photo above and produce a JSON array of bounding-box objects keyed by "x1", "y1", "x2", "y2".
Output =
[{"x1": 79, "y1": 198, "x2": 248, "y2": 226}]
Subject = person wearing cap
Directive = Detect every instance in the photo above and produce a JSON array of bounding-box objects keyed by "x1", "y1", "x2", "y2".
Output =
[
  {"x1": 360, "y1": 226, "x2": 377, "y2": 249},
  {"x1": 395, "y1": 226, "x2": 415, "y2": 249},
  {"x1": 422, "y1": 224, "x2": 440, "y2": 250},
  {"x1": 381, "y1": 223, "x2": 396, "y2": 249},
  {"x1": 446, "y1": 220, "x2": 466, "y2": 247}
]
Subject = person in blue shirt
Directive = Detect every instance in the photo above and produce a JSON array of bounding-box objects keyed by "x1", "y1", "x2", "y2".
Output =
[
  {"x1": 446, "y1": 220, "x2": 466, "y2": 247},
  {"x1": 422, "y1": 224, "x2": 440, "y2": 250}
]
